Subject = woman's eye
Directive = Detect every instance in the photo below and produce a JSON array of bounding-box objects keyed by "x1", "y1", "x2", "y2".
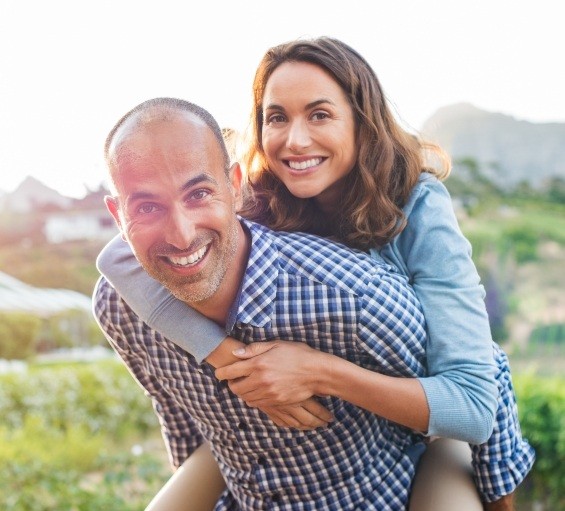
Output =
[
  {"x1": 265, "y1": 113, "x2": 286, "y2": 124},
  {"x1": 311, "y1": 111, "x2": 329, "y2": 121}
]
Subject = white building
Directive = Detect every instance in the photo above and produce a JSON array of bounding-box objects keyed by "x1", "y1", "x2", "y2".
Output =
[{"x1": 44, "y1": 209, "x2": 117, "y2": 244}]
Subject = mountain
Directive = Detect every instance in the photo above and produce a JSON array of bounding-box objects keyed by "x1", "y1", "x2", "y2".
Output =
[
  {"x1": 420, "y1": 103, "x2": 565, "y2": 188},
  {"x1": 0, "y1": 176, "x2": 73, "y2": 213}
]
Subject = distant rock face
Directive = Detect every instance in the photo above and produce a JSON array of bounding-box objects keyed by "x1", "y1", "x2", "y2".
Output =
[
  {"x1": 0, "y1": 176, "x2": 72, "y2": 213},
  {"x1": 420, "y1": 103, "x2": 565, "y2": 188}
]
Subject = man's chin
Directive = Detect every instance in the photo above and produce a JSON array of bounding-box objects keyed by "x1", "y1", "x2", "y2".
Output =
[{"x1": 161, "y1": 277, "x2": 217, "y2": 305}]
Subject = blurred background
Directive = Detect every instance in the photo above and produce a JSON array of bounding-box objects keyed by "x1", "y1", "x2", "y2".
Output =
[{"x1": 1, "y1": 1, "x2": 563, "y2": 509}]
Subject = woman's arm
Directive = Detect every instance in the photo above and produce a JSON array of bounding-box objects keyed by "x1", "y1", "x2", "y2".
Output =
[
  {"x1": 380, "y1": 176, "x2": 498, "y2": 443},
  {"x1": 217, "y1": 340, "x2": 430, "y2": 433},
  {"x1": 217, "y1": 178, "x2": 498, "y2": 444},
  {"x1": 96, "y1": 235, "x2": 333, "y2": 428}
]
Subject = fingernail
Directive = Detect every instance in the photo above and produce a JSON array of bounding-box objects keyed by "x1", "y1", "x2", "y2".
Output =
[{"x1": 233, "y1": 348, "x2": 245, "y2": 355}]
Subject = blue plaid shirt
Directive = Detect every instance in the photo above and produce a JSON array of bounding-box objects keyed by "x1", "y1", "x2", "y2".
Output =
[{"x1": 94, "y1": 220, "x2": 429, "y2": 510}]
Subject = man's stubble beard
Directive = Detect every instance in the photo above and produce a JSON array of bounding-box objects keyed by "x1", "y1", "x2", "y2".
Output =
[{"x1": 143, "y1": 221, "x2": 240, "y2": 306}]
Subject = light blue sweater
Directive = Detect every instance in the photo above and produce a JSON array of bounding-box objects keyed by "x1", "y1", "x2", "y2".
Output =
[{"x1": 96, "y1": 174, "x2": 497, "y2": 444}]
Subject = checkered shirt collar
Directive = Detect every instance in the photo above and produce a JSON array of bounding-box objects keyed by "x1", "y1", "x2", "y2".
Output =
[{"x1": 230, "y1": 219, "x2": 278, "y2": 328}]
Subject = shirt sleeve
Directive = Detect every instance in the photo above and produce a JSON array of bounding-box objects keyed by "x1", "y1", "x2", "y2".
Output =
[
  {"x1": 382, "y1": 177, "x2": 498, "y2": 444},
  {"x1": 92, "y1": 276, "x2": 205, "y2": 468},
  {"x1": 96, "y1": 235, "x2": 227, "y2": 362}
]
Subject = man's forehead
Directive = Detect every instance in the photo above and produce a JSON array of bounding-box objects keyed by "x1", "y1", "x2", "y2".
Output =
[{"x1": 109, "y1": 109, "x2": 208, "y2": 159}]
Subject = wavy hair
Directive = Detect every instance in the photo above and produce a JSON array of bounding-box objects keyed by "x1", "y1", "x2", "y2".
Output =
[{"x1": 239, "y1": 37, "x2": 450, "y2": 250}]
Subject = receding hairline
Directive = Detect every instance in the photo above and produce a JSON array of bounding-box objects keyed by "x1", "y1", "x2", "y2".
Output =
[{"x1": 104, "y1": 97, "x2": 230, "y2": 169}]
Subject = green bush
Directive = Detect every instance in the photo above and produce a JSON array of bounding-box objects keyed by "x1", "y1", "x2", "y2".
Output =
[
  {"x1": 529, "y1": 323, "x2": 565, "y2": 347},
  {"x1": 0, "y1": 360, "x2": 159, "y2": 437},
  {"x1": 0, "y1": 360, "x2": 169, "y2": 510},
  {"x1": 0, "y1": 312, "x2": 41, "y2": 359},
  {"x1": 514, "y1": 373, "x2": 565, "y2": 509}
]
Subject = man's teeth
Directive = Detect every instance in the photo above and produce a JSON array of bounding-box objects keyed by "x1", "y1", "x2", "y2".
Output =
[
  {"x1": 168, "y1": 246, "x2": 207, "y2": 266},
  {"x1": 288, "y1": 158, "x2": 322, "y2": 170}
]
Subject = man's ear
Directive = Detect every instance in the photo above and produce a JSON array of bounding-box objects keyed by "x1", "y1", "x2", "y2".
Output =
[
  {"x1": 104, "y1": 195, "x2": 127, "y2": 241},
  {"x1": 229, "y1": 163, "x2": 244, "y2": 210}
]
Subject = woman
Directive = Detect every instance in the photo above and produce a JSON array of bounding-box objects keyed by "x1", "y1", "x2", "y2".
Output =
[{"x1": 98, "y1": 37, "x2": 534, "y2": 510}]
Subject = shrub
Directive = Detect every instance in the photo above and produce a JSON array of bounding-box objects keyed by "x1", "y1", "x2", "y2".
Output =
[
  {"x1": 0, "y1": 359, "x2": 169, "y2": 510},
  {"x1": 514, "y1": 373, "x2": 565, "y2": 508},
  {"x1": 0, "y1": 312, "x2": 41, "y2": 359}
]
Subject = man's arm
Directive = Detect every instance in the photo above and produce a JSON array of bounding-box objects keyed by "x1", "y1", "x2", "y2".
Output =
[{"x1": 93, "y1": 277, "x2": 204, "y2": 467}]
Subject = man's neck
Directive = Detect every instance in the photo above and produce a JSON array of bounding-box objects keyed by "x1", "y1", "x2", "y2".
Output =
[{"x1": 190, "y1": 222, "x2": 251, "y2": 327}]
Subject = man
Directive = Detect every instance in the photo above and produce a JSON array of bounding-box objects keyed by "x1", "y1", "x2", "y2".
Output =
[{"x1": 93, "y1": 97, "x2": 452, "y2": 509}]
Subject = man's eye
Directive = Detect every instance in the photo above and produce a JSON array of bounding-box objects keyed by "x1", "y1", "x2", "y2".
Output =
[
  {"x1": 138, "y1": 204, "x2": 159, "y2": 214},
  {"x1": 190, "y1": 189, "x2": 211, "y2": 201}
]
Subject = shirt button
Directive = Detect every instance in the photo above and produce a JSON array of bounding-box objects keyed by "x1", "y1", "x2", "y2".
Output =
[
  {"x1": 237, "y1": 421, "x2": 248, "y2": 430},
  {"x1": 257, "y1": 456, "x2": 267, "y2": 466},
  {"x1": 271, "y1": 492, "x2": 281, "y2": 502}
]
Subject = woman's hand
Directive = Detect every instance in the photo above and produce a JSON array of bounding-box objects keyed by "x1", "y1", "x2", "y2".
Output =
[
  {"x1": 210, "y1": 339, "x2": 333, "y2": 430},
  {"x1": 259, "y1": 398, "x2": 333, "y2": 429},
  {"x1": 215, "y1": 341, "x2": 325, "y2": 407}
]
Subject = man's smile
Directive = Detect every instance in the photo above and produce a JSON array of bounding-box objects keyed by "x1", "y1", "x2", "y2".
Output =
[{"x1": 165, "y1": 244, "x2": 209, "y2": 267}]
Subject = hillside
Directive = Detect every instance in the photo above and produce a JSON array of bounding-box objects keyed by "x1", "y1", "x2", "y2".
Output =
[{"x1": 421, "y1": 103, "x2": 565, "y2": 188}]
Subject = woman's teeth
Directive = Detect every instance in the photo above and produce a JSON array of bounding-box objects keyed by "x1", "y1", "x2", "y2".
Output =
[{"x1": 287, "y1": 158, "x2": 322, "y2": 170}]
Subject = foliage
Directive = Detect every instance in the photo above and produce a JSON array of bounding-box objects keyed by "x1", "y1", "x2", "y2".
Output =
[
  {"x1": 41, "y1": 310, "x2": 107, "y2": 352},
  {"x1": 514, "y1": 373, "x2": 565, "y2": 509},
  {"x1": 529, "y1": 323, "x2": 565, "y2": 349},
  {"x1": 1, "y1": 449, "x2": 168, "y2": 511},
  {"x1": 0, "y1": 360, "x2": 170, "y2": 510},
  {"x1": 0, "y1": 238, "x2": 106, "y2": 295},
  {"x1": 0, "y1": 360, "x2": 159, "y2": 437},
  {"x1": 0, "y1": 310, "x2": 106, "y2": 359},
  {"x1": 0, "y1": 312, "x2": 41, "y2": 359}
]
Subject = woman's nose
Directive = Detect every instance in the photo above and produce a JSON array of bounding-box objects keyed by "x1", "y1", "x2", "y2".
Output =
[{"x1": 286, "y1": 119, "x2": 311, "y2": 152}]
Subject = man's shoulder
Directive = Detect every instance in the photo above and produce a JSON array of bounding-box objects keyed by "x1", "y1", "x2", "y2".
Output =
[
  {"x1": 93, "y1": 275, "x2": 117, "y2": 301},
  {"x1": 245, "y1": 220, "x2": 402, "y2": 294},
  {"x1": 93, "y1": 275, "x2": 128, "y2": 322}
]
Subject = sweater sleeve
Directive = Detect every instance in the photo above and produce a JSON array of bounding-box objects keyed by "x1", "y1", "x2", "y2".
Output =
[
  {"x1": 380, "y1": 177, "x2": 498, "y2": 444},
  {"x1": 95, "y1": 235, "x2": 227, "y2": 363}
]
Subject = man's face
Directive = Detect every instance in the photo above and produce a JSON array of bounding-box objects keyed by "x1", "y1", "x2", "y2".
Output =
[{"x1": 106, "y1": 112, "x2": 242, "y2": 306}]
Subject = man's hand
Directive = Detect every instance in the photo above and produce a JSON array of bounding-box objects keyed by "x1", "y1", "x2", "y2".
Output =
[{"x1": 484, "y1": 493, "x2": 514, "y2": 511}]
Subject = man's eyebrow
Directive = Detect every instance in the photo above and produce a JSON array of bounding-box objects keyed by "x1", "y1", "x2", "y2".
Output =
[
  {"x1": 126, "y1": 174, "x2": 219, "y2": 204},
  {"x1": 180, "y1": 173, "x2": 219, "y2": 192}
]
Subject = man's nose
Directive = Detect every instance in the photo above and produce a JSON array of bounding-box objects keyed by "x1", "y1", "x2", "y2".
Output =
[
  {"x1": 163, "y1": 206, "x2": 195, "y2": 249},
  {"x1": 286, "y1": 119, "x2": 311, "y2": 151}
]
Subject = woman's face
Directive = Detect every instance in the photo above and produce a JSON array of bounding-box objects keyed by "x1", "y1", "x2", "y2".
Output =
[{"x1": 261, "y1": 61, "x2": 357, "y2": 212}]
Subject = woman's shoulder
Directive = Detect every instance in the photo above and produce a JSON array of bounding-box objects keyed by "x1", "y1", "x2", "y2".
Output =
[{"x1": 403, "y1": 172, "x2": 452, "y2": 219}]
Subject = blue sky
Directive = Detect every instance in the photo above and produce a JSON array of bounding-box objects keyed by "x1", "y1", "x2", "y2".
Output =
[{"x1": 1, "y1": 0, "x2": 563, "y2": 197}]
